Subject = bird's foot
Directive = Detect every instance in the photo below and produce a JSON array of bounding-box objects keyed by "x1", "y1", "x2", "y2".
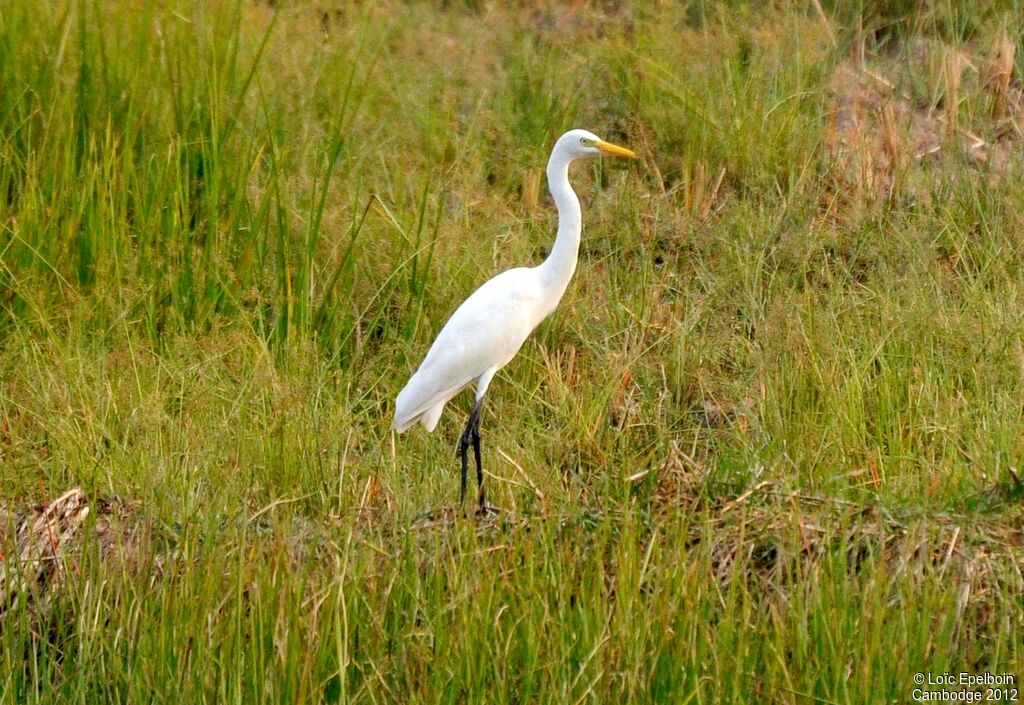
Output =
[
  {"x1": 458, "y1": 500, "x2": 499, "y2": 519},
  {"x1": 475, "y1": 498, "x2": 500, "y2": 518}
]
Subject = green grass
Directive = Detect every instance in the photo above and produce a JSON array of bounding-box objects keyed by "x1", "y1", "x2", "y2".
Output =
[{"x1": 1, "y1": 0, "x2": 1023, "y2": 702}]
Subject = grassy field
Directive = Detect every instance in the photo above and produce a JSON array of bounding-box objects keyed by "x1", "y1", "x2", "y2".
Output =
[{"x1": 1, "y1": 0, "x2": 1023, "y2": 702}]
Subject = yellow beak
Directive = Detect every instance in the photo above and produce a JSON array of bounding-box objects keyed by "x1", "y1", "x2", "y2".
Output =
[{"x1": 595, "y1": 139, "x2": 637, "y2": 159}]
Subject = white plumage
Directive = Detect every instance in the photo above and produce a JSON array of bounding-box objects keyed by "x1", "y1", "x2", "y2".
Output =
[
  {"x1": 392, "y1": 267, "x2": 544, "y2": 432},
  {"x1": 392, "y1": 128, "x2": 636, "y2": 512}
]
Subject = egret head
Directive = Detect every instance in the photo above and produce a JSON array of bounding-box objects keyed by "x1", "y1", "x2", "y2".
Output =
[{"x1": 555, "y1": 129, "x2": 637, "y2": 161}]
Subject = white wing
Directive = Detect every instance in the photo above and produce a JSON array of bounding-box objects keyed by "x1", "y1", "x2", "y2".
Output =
[{"x1": 393, "y1": 267, "x2": 547, "y2": 432}]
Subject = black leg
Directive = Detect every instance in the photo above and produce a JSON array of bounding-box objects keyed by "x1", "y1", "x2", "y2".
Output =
[
  {"x1": 469, "y1": 400, "x2": 485, "y2": 512},
  {"x1": 458, "y1": 398, "x2": 482, "y2": 506},
  {"x1": 457, "y1": 396, "x2": 496, "y2": 516}
]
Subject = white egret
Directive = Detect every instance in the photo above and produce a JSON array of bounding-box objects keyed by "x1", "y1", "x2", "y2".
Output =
[{"x1": 392, "y1": 129, "x2": 637, "y2": 514}]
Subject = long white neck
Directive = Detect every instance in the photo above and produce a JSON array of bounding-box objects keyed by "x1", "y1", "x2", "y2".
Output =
[{"x1": 537, "y1": 149, "x2": 582, "y2": 296}]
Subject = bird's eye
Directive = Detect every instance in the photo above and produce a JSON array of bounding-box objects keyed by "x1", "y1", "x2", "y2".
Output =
[{"x1": 579, "y1": 137, "x2": 589, "y2": 145}]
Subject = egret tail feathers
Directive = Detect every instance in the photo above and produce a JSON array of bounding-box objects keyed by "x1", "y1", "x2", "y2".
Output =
[
  {"x1": 392, "y1": 376, "x2": 471, "y2": 433},
  {"x1": 391, "y1": 399, "x2": 448, "y2": 433}
]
